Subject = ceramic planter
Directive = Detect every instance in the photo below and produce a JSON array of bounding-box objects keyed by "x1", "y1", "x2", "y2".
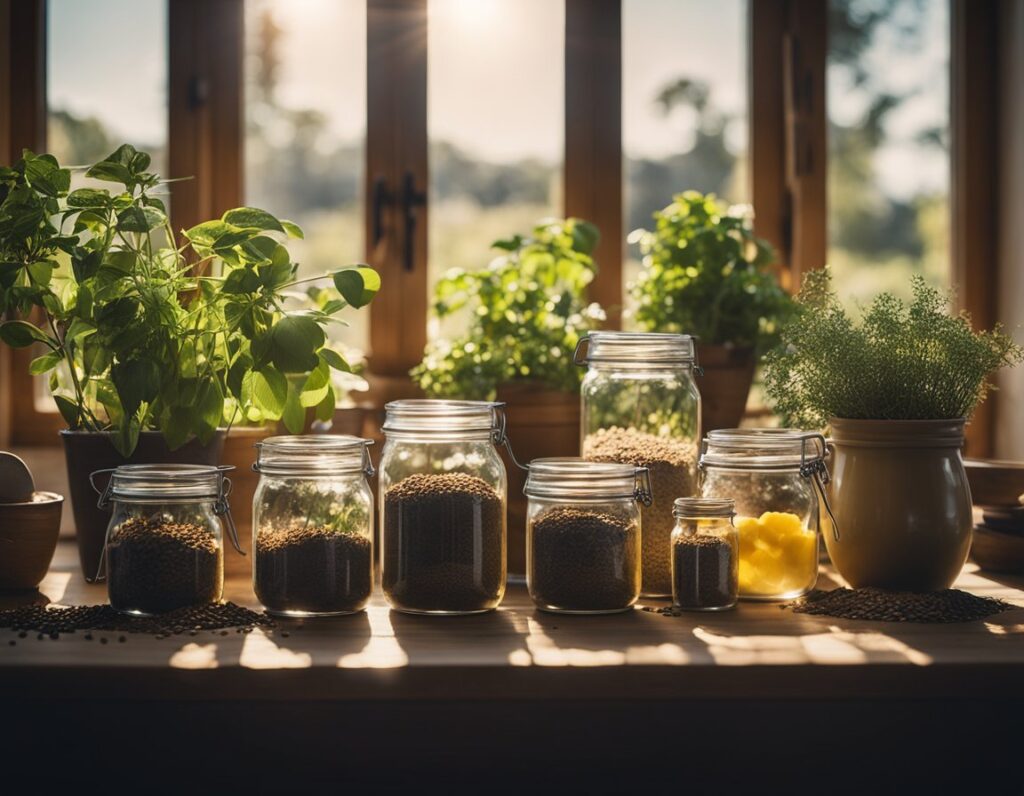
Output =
[
  {"x1": 696, "y1": 343, "x2": 756, "y2": 432},
  {"x1": 825, "y1": 418, "x2": 973, "y2": 591},
  {"x1": 61, "y1": 430, "x2": 224, "y2": 582},
  {"x1": 0, "y1": 492, "x2": 63, "y2": 590}
]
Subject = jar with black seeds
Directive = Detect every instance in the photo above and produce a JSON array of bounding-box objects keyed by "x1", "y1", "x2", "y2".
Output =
[
  {"x1": 95, "y1": 464, "x2": 242, "y2": 615},
  {"x1": 379, "y1": 400, "x2": 511, "y2": 615},
  {"x1": 252, "y1": 435, "x2": 375, "y2": 617},
  {"x1": 671, "y1": 497, "x2": 738, "y2": 611},
  {"x1": 525, "y1": 458, "x2": 650, "y2": 614}
]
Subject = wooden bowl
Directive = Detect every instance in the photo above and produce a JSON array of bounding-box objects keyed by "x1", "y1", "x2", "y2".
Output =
[
  {"x1": 0, "y1": 492, "x2": 64, "y2": 590},
  {"x1": 964, "y1": 459, "x2": 1024, "y2": 507},
  {"x1": 971, "y1": 524, "x2": 1024, "y2": 575}
]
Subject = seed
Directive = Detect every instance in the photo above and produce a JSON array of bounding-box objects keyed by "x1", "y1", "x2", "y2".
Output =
[
  {"x1": 584, "y1": 427, "x2": 697, "y2": 597},
  {"x1": 107, "y1": 518, "x2": 221, "y2": 614},
  {"x1": 7, "y1": 640, "x2": 14, "y2": 646},
  {"x1": 383, "y1": 473, "x2": 504, "y2": 613},
  {"x1": 100, "y1": 637, "x2": 108, "y2": 644},
  {"x1": 529, "y1": 507, "x2": 639, "y2": 612},
  {"x1": 255, "y1": 524, "x2": 372, "y2": 615},
  {"x1": 785, "y1": 587, "x2": 1013, "y2": 623}
]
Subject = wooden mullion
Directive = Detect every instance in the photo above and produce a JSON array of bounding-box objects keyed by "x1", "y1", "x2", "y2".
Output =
[
  {"x1": 365, "y1": 0, "x2": 427, "y2": 389},
  {"x1": 168, "y1": 0, "x2": 243, "y2": 240},
  {"x1": 952, "y1": 0, "x2": 999, "y2": 458},
  {"x1": 564, "y1": 0, "x2": 622, "y2": 327}
]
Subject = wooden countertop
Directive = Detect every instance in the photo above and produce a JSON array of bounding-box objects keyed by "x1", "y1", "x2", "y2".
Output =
[{"x1": 2, "y1": 541, "x2": 1022, "y2": 703}]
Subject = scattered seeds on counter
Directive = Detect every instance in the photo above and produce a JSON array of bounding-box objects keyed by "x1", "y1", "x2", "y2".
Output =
[{"x1": 785, "y1": 587, "x2": 1015, "y2": 623}]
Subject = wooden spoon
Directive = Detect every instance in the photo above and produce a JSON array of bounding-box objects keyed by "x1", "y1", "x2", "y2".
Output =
[{"x1": 0, "y1": 452, "x2": 36, "y2": 504}]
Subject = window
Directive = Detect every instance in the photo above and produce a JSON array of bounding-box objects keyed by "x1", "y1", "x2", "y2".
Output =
[{"x1": 827, "y1": 0, "x2": 950, "y2": 305}]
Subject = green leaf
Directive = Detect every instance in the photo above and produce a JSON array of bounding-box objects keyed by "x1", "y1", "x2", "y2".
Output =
[
  {"x1": 67, "y1": 188, "x2": 111, "y2": 208},
  {"x1": 111, "y1": 358, "x2": 161, "y2": 416},
  {"x1": 67, "y1": 318, "x2": 97, "y2": 343},
  {"x1": 270, "y1": 315, "x2": 325, "y2": 373},
  {"x1": 245, "y1": 367, "x2": 288, "y2": 416},
  {"x1": 570, "y1": 219, "x2": 600, "y2": 254},
  {"x1": 299, "y1": 361, "x2": 331, "y2": 407},
  {"x1": 319, "y1": 348, "x2": 352, "y2": 373},
  {"x1": 101, "y1": 250, "x2": 138, "y2": 274},
  {"x1": 26, "y1": 260, "x2": 56, "y2": 286},
  {"x1": 333, "y1": 267, "x2": 381, "y2": 309},
  {"x1": 117, "y1": 206, "x2": 165, "y2": 233},
  {"x1": 24, "y1": 155, "x2": 71, "y2": 197},
  {"x1": 54, "y1": 395, "x2": 81, "y2": 428},
  {"x1": 281, "y1": 220, "x2": 304, "y2": 239},
  {"x1": 195, "y1": 379, "x2": 225, "y2": 441},
  {"x1": 113, "y1": 415, "x2": 142, "y2": 457},
  {"x1": 162, "y1": 407, "x2": 193, "y2": 451},
  {"x1": 85, "y1": 160, "x2": 132, "y2": 185},
  {"x1": 281, "y1": 379, "x2": 305, "y2": 434},
  {"x1": 0, "y1": 320, "x2": 54, "y2": 349},
  {"x1": 222, "y1": 207, "x2": 285, "y2": 233},
  {"x1": 222, "y1": 267, "x2": 262, "y2": 294},
  {"x1": 184, "y1": 220, "x2": 233, "y2": 246},
  {"x1": 314, "y1": 383, "x2": 336, "y2": 422},
  {"x1": 29, "y1": 351, "x2": 62, "y2": 375}
]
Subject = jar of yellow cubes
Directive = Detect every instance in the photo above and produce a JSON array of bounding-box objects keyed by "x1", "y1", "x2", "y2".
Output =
[{"x1": 699, "y1": 429, "x2": 833, "y2": 601}]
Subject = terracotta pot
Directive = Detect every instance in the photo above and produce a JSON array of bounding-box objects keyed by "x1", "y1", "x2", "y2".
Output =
[
  {"x1": 696, "y1": 343, "x2": 756, "y2": 432},
  {"x1": 495, "y1": 384, "x2": 581, "y2": 576},
  {"x1": 61, "y1": 430, "x2": 225, "y2": 582},
  {"x1": 0, "y1": 492, "x2": 63, "y2": 590},
  {"x1": 825, "y1": 418, "x2": 973, "y2": 591}
]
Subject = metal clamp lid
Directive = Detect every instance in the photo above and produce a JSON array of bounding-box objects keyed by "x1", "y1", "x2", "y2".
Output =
[
  {"x1": 798, "y1": 434, "x2": 840, "y2": 542},
  {"x1": 252, "y1": 435, "x2": 375, "y2": 478},
  {"x1": 634, "y1": 466, "x2": 653, "y2": 506},
  {"x1": 490, "y1": 402, "x2": 528, "y2": 472}
]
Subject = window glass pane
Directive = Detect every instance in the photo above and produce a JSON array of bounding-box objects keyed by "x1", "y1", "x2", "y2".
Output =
[
  {"x1": 827, "y1": 0, "x2": 950, "y2": 305},
  {"x1": 47, "y1": 0, "x2": 168, "y2": 173},
  {"x1": 623, "y1": 0, "x2": 749, "y2": 306},
  {"x1": 244, "y1": 0, "x2": 367, "y2": 353},
  {"x1": 427, "y1": 0, "x2": 564, "y2": 338}
]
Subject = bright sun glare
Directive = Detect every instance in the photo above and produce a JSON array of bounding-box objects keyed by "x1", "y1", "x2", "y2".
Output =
[{"x1": 433, "y1": 0, "x2": 503, "y2": 34}]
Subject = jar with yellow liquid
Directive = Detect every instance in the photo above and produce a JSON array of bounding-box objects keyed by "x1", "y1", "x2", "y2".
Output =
[{"x1": 699, "y1": 429, "x2": 835, "y2": 601}]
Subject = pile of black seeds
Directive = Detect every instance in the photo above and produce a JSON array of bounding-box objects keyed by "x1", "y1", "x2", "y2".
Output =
[
  {"x1": 529, "y1": 507, "x2": 639, "y2": 613},
  {"x1": 383, "y1": 472, "x2": 504, "y2": 613},
  {"x1": 786, "y1": 587, "x2": 1015, "y2": 623},
  {"x1": 0, "y1": 602, "x2": 273, "y2": 642},
  {"x1": 255, "y1": 524, "x2": 373, "y2": 615},
  {"x1": 584, "y1": 426, "x2": 697, "y2": 597},
  {"x1": 107, "y1": 518, "x2": 222, "y2": 614},
  {"x1": 672, "y1": 534, "x2": 737, "y2": 610}
]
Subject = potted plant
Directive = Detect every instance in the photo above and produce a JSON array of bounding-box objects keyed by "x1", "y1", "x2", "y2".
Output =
[
  {"x1": 0, "y1": 146, "x2": 379, "y2": 579},
  {"x1": 763, "y1": 268, "x2": 1023, "y2": 590},
  {"x1": 629, "y1": 191, "x2": 793, "y2": 430},
  {"x1": 411, "y1": 217, "x2": 605, "y2": 572}
]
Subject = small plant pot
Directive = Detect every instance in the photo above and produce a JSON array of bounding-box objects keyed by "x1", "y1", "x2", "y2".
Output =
[
  {"x1": 696, "y1": 343, "x2": 756, "y2": 432},
  {"x1": 0, "y1": 492, "x2": 64, "y2": 590},
  {"x1": 825, "y1": 418, "x2": 973, "y2": 590},
  {"x1": 62, "y1": 430, "x2": 225, "y2": 582}
]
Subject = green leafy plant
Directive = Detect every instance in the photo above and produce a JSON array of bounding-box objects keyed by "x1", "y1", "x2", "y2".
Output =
[
  {"x1": 763, "y1": 267, "x2": 1024, "y2": 427},
  {"x1": 0, "y1": 145, "x2": 380, "y2": 455},
  {"x1": 412, "y1": 217, "x2": 605, "y2": 398},
  {"x1": 629, "y1": 191, "x2": 792, "y2": 352}
]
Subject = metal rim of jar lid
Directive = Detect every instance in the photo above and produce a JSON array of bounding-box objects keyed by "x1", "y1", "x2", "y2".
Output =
[
  {"x1": 574, "y1": 331, "x2": 697, "y2": 365},
  {"x1": 673, "y1": 496, "x2": 735, "y2": 519},
  {"x1": 105, "y1": 463, "x2": 232, "y2": 500},
  {"x1": 700, "y1": 428, "x2": 826, "y2": 469},
  {"x1": 525, "y1": 457, "x2": 647, "y2": 500},
  {"x1": 382, "y1": 399, "x2": 503, "y2": 435},
  {"x1": 254, "y1": 434, "x2": 375, "y2": 476}
]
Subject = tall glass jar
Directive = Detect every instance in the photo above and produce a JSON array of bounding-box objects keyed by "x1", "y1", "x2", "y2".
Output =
[
  {"x1": 379, "y1": 400, "x2": 509, "y2": 615},
  {"x1": 252, "y1": 435, "x2": 375, "y2": 617},
  {"x1": 94, "y1": 464, "x2": 239, "y2": 615},
  {"x1": 699, "y1": 429, "x2": 832, "y2": 600},
  {"x1": 576, "y1": 331, "x2": 701, "y2": 597},
  {"x1": 671, "y1": 497, "x2": 739, "y2": 611},
  {"x1": 525, "y1": 458, "x2": 651, "y2": 614}
]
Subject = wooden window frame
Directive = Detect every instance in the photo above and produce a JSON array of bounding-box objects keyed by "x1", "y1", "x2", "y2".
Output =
[{"x1": 0, "y1": 0, "x2": 1009, "y2": 451}]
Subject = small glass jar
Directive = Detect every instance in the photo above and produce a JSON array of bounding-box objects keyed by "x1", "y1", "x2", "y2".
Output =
[
  {"x1": 576, "y1": 331, "x2": 702, "y2": 597},
  {"x1": 525, "y1": 458, "x2": 651, "y2": 614},
  {"x1": 699, "y1": 429, "x2": 832, "y2": 600},
  {"x1": 671, "y1": 497, "x2": 739, "y2": 611},
  {"x1": 379, "y1": 399, "x2": 509, "y2": 615},
  {"x1": 252, "y1": 435, "x2": 375, "y2": 617},
  {"x1": 94, "y1": 464, "x2": 239, "y2": 615}
]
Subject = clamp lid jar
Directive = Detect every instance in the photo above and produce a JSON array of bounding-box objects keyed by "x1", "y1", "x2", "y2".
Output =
[
  {"x1": 94, "y1": 464, "x2": 239, "y2": 615},
  {"x1": 252, "y1": 435, "x2": 375, "y2": 617},
  {"x1": 379, "y1": 400, "x2": 511, "y2": 615},
  {"x1": 524, "y1": 458, "x2": 650, "y2": 614}
]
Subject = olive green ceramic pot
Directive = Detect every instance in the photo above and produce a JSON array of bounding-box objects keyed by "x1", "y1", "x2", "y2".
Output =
[{"x1": 825, "y1": 418, "x2": 973, "y2": 591}]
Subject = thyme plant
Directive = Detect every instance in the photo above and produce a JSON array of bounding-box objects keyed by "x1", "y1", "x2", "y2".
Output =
[
  {"x1": 763, "y1": 268, "x2": 1023, "y2": 427},
  {"x1": 0, "y1": 146, "x2": 379, "y2": 455}
]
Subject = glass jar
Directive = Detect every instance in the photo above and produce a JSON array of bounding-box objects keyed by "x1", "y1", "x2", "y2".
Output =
[
  {"x1": 699, "y1": 429, "x2": 833, "y2": 600},
  {"x1": 525, "y1": 458, "x2": 651, "y2": 614},
  {"x1": 379, "y1": 399, "x2": 509, "y2": 615},
  {"x1": 94, "y1": 464, "x2": 240, "y2": 616},
  {"x1": 252, "y1": 435, "x2": 375, "y2": 617},
  {"x1": 576, "y1": 331, "x2": 701, "y2": 597},
  {"x1": 671, "y1": 497, "x2": 739, "y2": 611}
]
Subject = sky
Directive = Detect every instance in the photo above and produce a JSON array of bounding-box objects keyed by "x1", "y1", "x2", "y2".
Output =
[{"x1": 46, "y1": 0, "x2": 948, "y2": 198}]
